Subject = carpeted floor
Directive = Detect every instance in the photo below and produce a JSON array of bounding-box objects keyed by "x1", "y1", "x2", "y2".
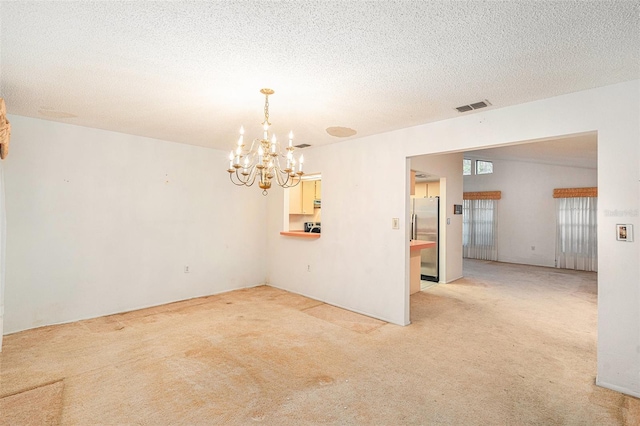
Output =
[
  {"x1": 0, "y1": 380, "x2": 64, "y2": 426},
  {"x1": 1, "y1": 260, "x2": 638, "y2": 425}
]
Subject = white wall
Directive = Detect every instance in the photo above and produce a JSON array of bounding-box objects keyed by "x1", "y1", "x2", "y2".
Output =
[
  {"x1": 464, "y1": 159, "x2": 597, "y2": 267},
  {"x1": 267, "y1": 134, "x2": 409, "y2": 325},
  {"x1": 0, "y1": 160, "x2": 5, "y2": 349},
  {"x1": 3, "y1": 116, "x2": 267, "y2": 333},
  {"x1": 266, "y1": 80, "x2": 640, "y2": 397}
]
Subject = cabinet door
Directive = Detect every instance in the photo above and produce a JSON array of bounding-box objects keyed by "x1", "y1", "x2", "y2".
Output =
[
  {"x1": 301, "y1": 181, "x2": 315, "y2": 214},
  {"x1": 314, "y1": 180, "x2": 322, "y2": 199},
  {"x1": 415, "y1": 182, "x2": 427, "y2": 198},
  {"x1": 289, "y1": 183, "x2": 302, "y2": 214},
  {"x1": 427, "y1": 182, "x2": 440, "y2": 197}
]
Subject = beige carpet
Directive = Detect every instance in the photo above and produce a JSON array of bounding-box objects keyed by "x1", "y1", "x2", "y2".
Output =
[
  {"x1": 0, "y1": 260, "x2": 638, "y2": 424},
  {"x1": 302, "y1": 303, "x2": 386, "y2": 333},
  {"x1": 0, "y1": 380, "x2": 64, "y2": 426}
]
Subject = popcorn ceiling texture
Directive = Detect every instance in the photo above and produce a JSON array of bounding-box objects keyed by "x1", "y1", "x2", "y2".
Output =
[{"x1": 0, "y1": 1, "x2": 638, "y2": 149}]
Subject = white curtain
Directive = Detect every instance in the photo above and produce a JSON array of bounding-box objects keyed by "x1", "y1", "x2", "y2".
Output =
[
  {"x1": 556, "y1": 197, "x2": 597, "y2": 272},
  {"x1": 463, "y1": 199, "x2": 498, "y2": 261}
]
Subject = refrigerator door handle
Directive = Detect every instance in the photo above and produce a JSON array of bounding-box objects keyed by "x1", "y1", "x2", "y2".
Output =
[{"x1": 411, "y1": 213, "x2": 417, "y2": 240}]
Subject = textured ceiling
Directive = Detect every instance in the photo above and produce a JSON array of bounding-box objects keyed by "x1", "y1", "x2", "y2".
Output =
[{"x1": 1, "y1": 1, "x2": 638, "y2": 152}]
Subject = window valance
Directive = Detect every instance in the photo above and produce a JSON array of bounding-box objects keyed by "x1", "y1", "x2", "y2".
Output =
[
  {"x1": 463, "y1": 191, "x2": 501, "y2": 200},
  {"x1": 553, "y1": 187, "x2": 597, "y2": 198}
]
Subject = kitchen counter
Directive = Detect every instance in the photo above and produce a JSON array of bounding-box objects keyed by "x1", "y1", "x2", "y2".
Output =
[
  {"x1": 411, "y1": 239, "x2": 436, "y2": 251},
  {"x1": 410, "y1": 240, "x2": 436, "y2": 295},
  {"x1": 280, "y1": 231, "x2": 321, "y2": 239}
]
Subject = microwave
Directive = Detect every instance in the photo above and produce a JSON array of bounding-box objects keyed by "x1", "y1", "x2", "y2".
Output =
[{"x1": 314, "y1": 199, "x2": 321, "y2": 208}]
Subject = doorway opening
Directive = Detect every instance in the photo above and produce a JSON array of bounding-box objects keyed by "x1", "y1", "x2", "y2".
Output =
[{"x1": 407, "y1": 131, "x2": 598, "y2": 323}]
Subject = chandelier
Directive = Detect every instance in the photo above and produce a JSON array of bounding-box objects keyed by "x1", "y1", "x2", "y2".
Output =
[{"x1": 227, "y1": 88, "x2": 305, "y2": 195}]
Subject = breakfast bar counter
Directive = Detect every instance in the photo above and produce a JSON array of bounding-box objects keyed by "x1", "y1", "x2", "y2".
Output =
[
  {"x1": 279, "y1": 231, "x2": 321, "y2": 239},
  {"x1": 410, "y1": 240, "x2": 436, "y2": 294}
]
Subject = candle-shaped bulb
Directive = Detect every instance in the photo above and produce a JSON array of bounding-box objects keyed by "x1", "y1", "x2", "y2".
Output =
[
  {"x1": 240, "y1": 126, "x2": 245, "y2": 135},
  {"x1": 236, "y1": 146, "x2": 242, "y2": 155},
  {"x1": 258, "y1": 146, "x2": 264, "y2": 155},
  {"x1": 229, "y1": 151, "x2": 234, "y2": 161},
  {"x1": 271, "y1": 135, "x2": 277, "y2": 153},
  {"x1": 243, "y1": 157, "x2": 249, "y2": 167},
  {"x1": 298, "y1": 154, "x2": 304, "y2": 172},
  {"x1": 237, "y1": 135, "x2": 243, "y2": 146},
  {"x1": 299, "y1": 154, "x2": 304, "y2": 164}
]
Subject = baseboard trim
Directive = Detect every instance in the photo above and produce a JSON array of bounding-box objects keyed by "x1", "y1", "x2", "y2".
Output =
[
  {"x1": 595, "y1": 377, "x2": 640, "y2": 398},
  {"x1": 266, "y1": 283, "x2": 406, "y2": 326}
]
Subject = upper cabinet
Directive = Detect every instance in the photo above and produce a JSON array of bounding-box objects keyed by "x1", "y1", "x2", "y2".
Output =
[
  {"x1": 314, "y1": 180, "x2": 322, "y2": 200},
  {"x1": 289, "y1": 180, "x2": 316, "y2": 215},
  {"x1": 414, "y1": 182, "x2": 427, "y2": 198}
]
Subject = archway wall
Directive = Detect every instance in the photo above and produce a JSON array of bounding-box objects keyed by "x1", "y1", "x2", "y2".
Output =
[{"x1": 266, "y1": 80, "x2": 639, "y2": 396}]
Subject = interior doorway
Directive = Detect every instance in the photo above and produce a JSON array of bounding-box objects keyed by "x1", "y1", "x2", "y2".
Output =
[{"x1": 407, "y1": 131, "x2": 598, "y2": 322}]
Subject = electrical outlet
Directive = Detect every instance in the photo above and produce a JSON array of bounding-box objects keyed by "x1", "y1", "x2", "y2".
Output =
[
  {"x1": 531, "y1": 246, "x2": 536, "y2": 251},
  {"x1": 184, "y1": 265, "x2": 190, "y2": 273},
  {"x1": 392, "y1": 218, "x2": 399, "y2": 229},
  {"x1": 447, "y1": 218, "x2": 451, "y2": 225}
]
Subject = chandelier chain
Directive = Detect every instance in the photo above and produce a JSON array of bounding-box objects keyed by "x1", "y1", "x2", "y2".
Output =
[{"x1": 263, "y1": 94, "x2": 270, "y2": 126}]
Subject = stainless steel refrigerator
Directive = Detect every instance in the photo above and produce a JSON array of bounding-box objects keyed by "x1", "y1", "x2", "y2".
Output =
[{"x1": 411, "y1": 196, "x2": 439, "y2": 282}]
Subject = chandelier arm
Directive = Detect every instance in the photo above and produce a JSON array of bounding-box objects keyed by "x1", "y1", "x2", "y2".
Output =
[
  {"x1": 229, "y1": 167, "x2": 258, "y2": 187},
  {"x1": 274, "y1": 167, "x2": 299, "y2": 188},
  {"x1": 272, "y1": 155, "x2": 301, "y2": 188},
  {"x1": 228, "y1": 173, "x2": 246, "y2": 186},
  {"x1": 241, "y1": 167, "x2": 259, "y2": 187}
]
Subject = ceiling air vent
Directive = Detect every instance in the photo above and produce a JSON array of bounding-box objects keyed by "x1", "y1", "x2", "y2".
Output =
[
  {"x1": 455, "y1": 100, "x2": 492, "y2": 113},
  {"x1": 456, "y1": 105, "x2": 473, "y2": 113},
  {"x1": 470, "y1": 101, "x2": 489, "y2": 109},
  {"x1": 294, "y1": 143, "x2": 311, "y2": 148}
]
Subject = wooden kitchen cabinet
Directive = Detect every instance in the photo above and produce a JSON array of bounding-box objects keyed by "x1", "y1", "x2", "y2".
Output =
[
  {"x1": 314, "y1": 180, "x2": 322, "y2": 199},
  {"x1": 414, "y1": 182, "x2": 427, "y2": 198},
  {"x1": 289, "y1": 180, "x2": 315, "y2": 215}
]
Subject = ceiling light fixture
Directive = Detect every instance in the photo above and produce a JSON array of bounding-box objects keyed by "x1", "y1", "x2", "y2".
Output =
[{"x1": 227, "y1": 88, "x2": 305, "y2": 195}]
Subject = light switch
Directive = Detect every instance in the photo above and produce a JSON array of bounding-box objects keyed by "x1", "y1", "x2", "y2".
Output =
[
  {"x1": 447, "y1": 218, "x2": 451, "y2": 225},
  {"x1": 392, "y1": 218, "x2": 399, "y2": 229}
]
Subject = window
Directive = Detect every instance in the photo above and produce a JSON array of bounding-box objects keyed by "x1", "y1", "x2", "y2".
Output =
[
  {"x1": 463, "y1": 199, "x2": 498, "y2": 260},
  {"x1": 476, "y1": 160, "x2": 493, "y2": 175},
  {"x1": 463, "y1": 159, "x2": 472, "y2": 176},
  {"x1": 556, "y1": 197, "x2": 597, "y2": 271}
]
